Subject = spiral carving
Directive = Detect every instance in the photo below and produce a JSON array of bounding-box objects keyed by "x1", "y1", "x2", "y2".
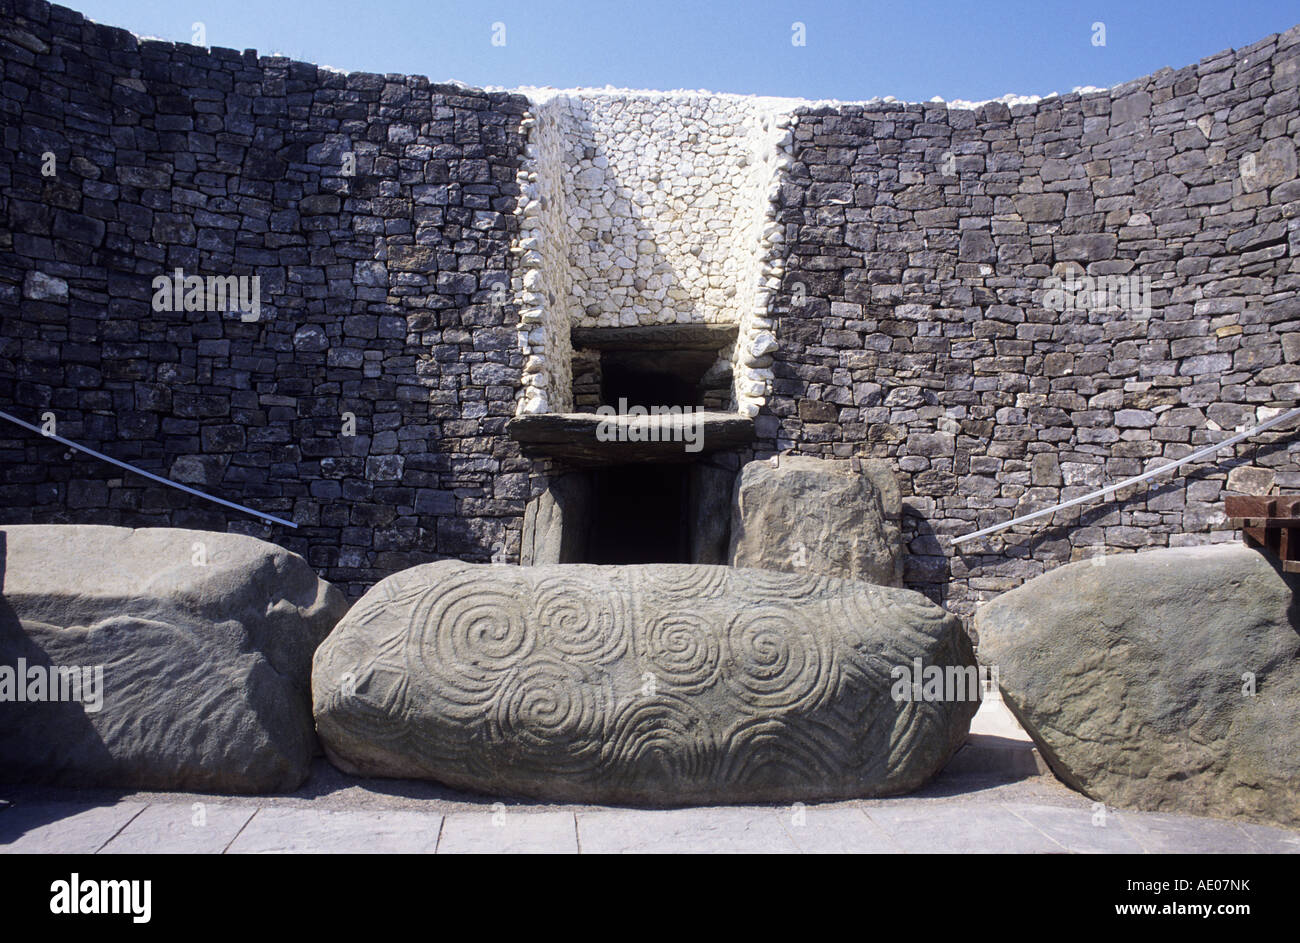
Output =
[
  {"x1": 723, "y1": 607, "x2": 837, "y2": 713},
  {"x1": 314, "y1": 560, "x2": 978, "y2": 804},
  {"x1": 409, "y1": 568, "x2": 535, "y2": 719},
  {"x1": 641, "y1": 610, "x2": 722, "y2": 693},
  {"x1": 531, "y1": 572, "x2": 628, "y2": 664},
  {"x1": 636, "y1": 565, "x2": 730, "y2": 600},
  {"x1": 489, "y1": 656, "x2": 608, "y2": 776},
  {"x1": 718, "y1": 715, "x2": 848, "y2": 788},
  {"x1": 734, "y1": 568, "x2": 830, "y2": 602},
  {"x1": 605, "y1": 694, "x2": 717, "y2": 789}
]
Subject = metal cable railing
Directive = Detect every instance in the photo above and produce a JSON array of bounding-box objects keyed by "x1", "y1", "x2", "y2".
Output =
[
  {"x1": 951, "y1": 404, "x2": 1300, "y2": 546},
  {"x1": 0, "y1": 408, "x2": 297, "y2": 528}
]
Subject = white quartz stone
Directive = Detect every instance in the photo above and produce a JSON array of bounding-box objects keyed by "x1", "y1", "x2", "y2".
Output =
[{"x1": 509, "y1": 88, "x2": 801, "y2": 416}]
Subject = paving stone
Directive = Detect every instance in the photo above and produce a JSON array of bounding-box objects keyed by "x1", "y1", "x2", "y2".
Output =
[
  {"x1": 224, "y1": 808, "x2": 441, "y2": 854},
  {"x1": 2, "y1": 776, "x2": 1298, "y2": 853},
  {"x1": 99, "y1": 802, "x2": 258, "y2": 854},
  {"x1": 577, "y1": 808, "x2": 800, "y2": 854},
  {"x1": 862, "y1": 802, "x2": 1065, "y2": 854},
  {"x1": 438, "y1": 811, "x2": 577, "y2": 854},
  {"x1": 1114, "y1": 809, "x2": 1276, "y2": 854},
  {"x1": 1003, "y1": 802, "x2": 1146, "y2": 854},
  {"x1": 0, "y1": 801, "x2": 147, "y2": 854},
  {"x1": 782, "y1": 806, "x2": 902, "y2": 854},
  {"x1": 1234, "y1": 821, "x2": 1300, "y2": 854}
]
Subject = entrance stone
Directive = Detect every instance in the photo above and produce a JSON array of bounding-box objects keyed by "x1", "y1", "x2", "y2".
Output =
[{"x1": 313, "y1": 561, "x2": 976, "y2": 804}]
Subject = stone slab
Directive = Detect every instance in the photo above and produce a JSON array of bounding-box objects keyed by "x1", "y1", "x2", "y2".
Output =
[
  {"x1": 505, "y1": 411, "x2": 755, "y2": 465},
  {"x1": 99, "y1": 802, "x2": 258, "y2": 854},
  {"x1": 0, "y1": 801, "x2": 147, "y2": 854},
  {"x1": 571, "y1": 324, "x2": 738, "y2": 351},
  {"x1": 729, "y1": 455, "x2": 904, "y2": 586},
  {"x1": 314, "y1": 561, "x2": 977, "y2": 804},
  {"x1": 224, "y1": 807, "x2": 441, "y2": 854},
  {"x1": 437, "y1": 810, "x2": 577, "y2": 854}
]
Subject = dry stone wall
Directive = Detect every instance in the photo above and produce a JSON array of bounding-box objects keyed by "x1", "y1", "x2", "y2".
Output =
[
  {"x1": 768, "y1": 26, "x2": 1300, "y2": 620},
  {"x1": 0, "y1": 0, "x2": 528, "y2": 596},
  {"x1": 2, "y1": 2, "x2": 1299, "y2": 621}
]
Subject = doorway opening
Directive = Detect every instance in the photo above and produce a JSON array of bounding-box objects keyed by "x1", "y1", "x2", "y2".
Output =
[
  {"x1": 585, "y1": 464, "x2": 690, "y2": 564},
  {"x1": 521, "y1": 459, "x2": 737, "y2": 567}
]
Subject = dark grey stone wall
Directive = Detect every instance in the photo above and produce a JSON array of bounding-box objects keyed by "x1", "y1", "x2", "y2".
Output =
[
  {"x1": 768, "y1": 26, "x2": 1300, "y2": 620},
  {"x1": 0, "y1": 0, "x2": 528, "y2": 595},
  {"x1": 3, "y1": 2, "x2": 1298, "y2": 620}
]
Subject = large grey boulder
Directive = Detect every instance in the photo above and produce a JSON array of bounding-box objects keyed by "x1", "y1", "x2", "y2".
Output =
[
  {"x1": 976, "y1": 545, "x2": 1300, "y2": 828},
  {"x1": 729, "y1": 455, "x2": 904, "y2": 586},
  {"x1": 0, "y1": 525, "x2": 348, "y2": 793},
  {"x1": 313, "y1": 561, "x2": 977, "y2": 804}
]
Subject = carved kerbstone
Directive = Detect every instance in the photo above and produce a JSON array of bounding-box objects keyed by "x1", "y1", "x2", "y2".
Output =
[
  {"x1": 977, "y1": 545, "x2": 1300, "y2": 828},
  {"x1": 313, "y1": 561, "x2": 977, "y2": 804},
  {"x1": 0, "y1": 525, "x2": 348, "y2": 793}
]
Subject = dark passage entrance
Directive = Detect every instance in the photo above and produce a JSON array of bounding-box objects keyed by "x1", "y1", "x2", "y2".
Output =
[
  {"x1": 598, "y1": 348, "x2": 717, "y2": 410},
  {"x1": 568, "y1": 323, "x2": 738, "y2": 414},
  {"x1": 586, "y1": 464, "x2": 690, "y2": 564}
]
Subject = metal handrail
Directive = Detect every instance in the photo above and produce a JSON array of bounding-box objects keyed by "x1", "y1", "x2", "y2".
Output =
[
  {"x1": 0, "y1": 408, "x2": 297, "y2": 528},
  {"x1": 951, "y1": 404, "x2": 1300, "y2": 546}
]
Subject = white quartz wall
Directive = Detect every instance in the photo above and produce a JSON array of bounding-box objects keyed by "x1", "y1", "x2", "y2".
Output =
[
  {"x1": 512, "y1": 100, "x2": 575, "y2": 414},
  {"x1": 511, "y1": 88, "x2": 797, "y2": 417}
]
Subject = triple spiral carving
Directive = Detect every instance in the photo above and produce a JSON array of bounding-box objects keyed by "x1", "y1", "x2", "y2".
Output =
[{"x1": 316, "y1": 561, "x2": 975, "y2": 801}]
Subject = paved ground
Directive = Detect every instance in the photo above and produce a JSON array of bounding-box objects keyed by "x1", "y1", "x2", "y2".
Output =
[{"x1": 3, "y1": 697, "x2": 1297, "y2": 853}]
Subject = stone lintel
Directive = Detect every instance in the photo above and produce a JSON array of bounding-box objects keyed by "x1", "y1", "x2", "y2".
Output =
[{"x1": 506, "y1": 410, "x2": 754, "y2": 465}]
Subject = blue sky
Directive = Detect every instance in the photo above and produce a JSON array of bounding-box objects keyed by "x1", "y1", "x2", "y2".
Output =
[{"x1": 77, "y1": 1, "x2": 1299, "y2": 102}]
